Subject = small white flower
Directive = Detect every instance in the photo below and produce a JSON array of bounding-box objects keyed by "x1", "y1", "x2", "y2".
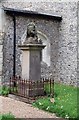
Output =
[
  {"x1": 61, "y1": 106, "x2": 63, "y2": 109},
  {"x1": 65, "y1": 115, "x2": 69, "y2": 118},
  {"x1": 46, "y1": 106, "x2": 50, "y2": 110},
  {"x1": 39, "y1": 102, "x2": 42, "y2": 105}
]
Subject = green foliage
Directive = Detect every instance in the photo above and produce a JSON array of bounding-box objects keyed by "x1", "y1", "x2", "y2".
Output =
[
  {"x1": 0, "y1": 113, "x2": 15, "y2": 120},
  {"x1": 33, "y1": 83, "x2": 78, "y2": 119},
  {"x1": 0, "y1": 86, "x2": 10, "y2": 96},
  {"x1": 44, "y1": 83, "x2": 53, "y2": 96},
  {"x1": 0, "y1": 85, "x2": 18, "y2": 96}
]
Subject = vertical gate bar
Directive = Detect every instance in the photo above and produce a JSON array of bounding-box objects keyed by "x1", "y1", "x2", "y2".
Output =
[
  {"x1": 37, "y1": 80, "x2": 38, "y2": 97},
  {"x1": 50, "y1": 78, "x2": 51, "y2": 97},
  {"x1": 33, "y1": 81, "x2": 35, "y2": 99},
  {"x1": 22, "y1": 79, "x2": 23, "y2": 96},
  {"x1": 22, "y1": 80, "x2": 24, "y2": 96},
  {"x1": 29, "y1": 80, "x2": 30, "y2": 98},
  {"x1": 20, "y1": 79, "x2": 21, "y2": 96},
  {"x1": 22, "y1": 79, "x2": 24, "y2": 96},
  {"x1": 53, "y1": 79, "x2": 54, "y2": 97},
  {"x1": 18, "y1": 76, "x2": 20, "y2": 95},
  {"x1": 23, "y1": 79, "x2": 24, "y2": 97},
  {"x1": 24, "y1": 79, "x2": 25, "y2": 97},
  {"x1": 26, "y1": 80, "x2": 27, "y2": 97},
  {"x1": 15, "y1": 76, "x2": 17, "y2": 93},
  {"x1": 21, "y1": 79, "x2": 23, "y2": 96},
  {"x1": 16, "y1": 76, "x2": 18, "y2": 93},
  {"x1": 21, "y1": 79, "x2": 22, "y2": 96},
  {"x1": 10, "y1": 77, "x2": 11, "y2": 93},
  {"x1": 43, "y1": 78, "x2": 44, "y2": 91},
  {"x1": 44, "y1": 77, "x2": 45, "y2": 95},
  {"x1": 13, "y1": 77, "x2": 14, "y2": 92}
]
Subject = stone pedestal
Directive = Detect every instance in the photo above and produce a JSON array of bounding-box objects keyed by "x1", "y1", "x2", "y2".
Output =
[
  {"x1": 18, "y1": 44, "x2": 45, "y2": 80},
  {"x1": 18, "y1": 44, "x2": 45, "y2": 97}
]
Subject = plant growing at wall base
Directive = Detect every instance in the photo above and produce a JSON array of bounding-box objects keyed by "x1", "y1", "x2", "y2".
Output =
[{"x1": 0, "y1": 86, "x2": 10, "y2": 96}]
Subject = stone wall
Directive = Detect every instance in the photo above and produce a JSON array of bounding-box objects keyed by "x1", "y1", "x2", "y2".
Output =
[
  {"x1": 0, "y1": 32, "x2": 4, "y2": 86},
  {"x1": 0, "y1": 2, "x2": 5, "y2": 85},
  {"x1": 77, "y1": 1, "x2": 79, "y2": 86},
  {"x1": 2, "y1": 1, "x2": 78, "y2": 86},
  {"x1": 3, "y1": 14, "x2": 59, "y2": 83},
  {"x1": 0, "y1": 33, "x2": 3, "y2": 85},
  {"x1": 2, "y1": 14, "x2": 14, "y2": 83}
]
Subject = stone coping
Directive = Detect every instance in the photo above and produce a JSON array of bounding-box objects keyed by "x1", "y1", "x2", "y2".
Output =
[
  {"x1": 18, "y1": 44, "x2": 46, "y2": 50},
  {"x1": 3, "y1": 7, "x2": 62, "y2": 21}
]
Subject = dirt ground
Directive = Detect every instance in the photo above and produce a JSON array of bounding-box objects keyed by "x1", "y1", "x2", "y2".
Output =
[{"x1": 0, "y1": 96, "x2": 58, "y2": 118}]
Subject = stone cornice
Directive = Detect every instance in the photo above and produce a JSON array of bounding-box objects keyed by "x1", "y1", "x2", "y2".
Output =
[{"x1": 3, "y1": 7, "x2": 62, "y2": 21}]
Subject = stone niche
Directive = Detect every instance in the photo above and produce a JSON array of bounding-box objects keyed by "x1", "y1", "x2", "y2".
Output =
[
  {"x1": 20, "y1": 30, "x2": 52, "y2": 79},
  {"x1": 21, "y1": 30, "x2": 50, "y2": 66}
]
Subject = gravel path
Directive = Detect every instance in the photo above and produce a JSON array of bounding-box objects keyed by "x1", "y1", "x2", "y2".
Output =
[{"x1": 0, "y1": 96, "x2": 58, "y2": 118}]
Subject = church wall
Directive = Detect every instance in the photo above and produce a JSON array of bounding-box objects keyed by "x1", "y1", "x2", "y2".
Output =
[{"x1": 2, "y1": 1, "x2": 78, "y2": 86}]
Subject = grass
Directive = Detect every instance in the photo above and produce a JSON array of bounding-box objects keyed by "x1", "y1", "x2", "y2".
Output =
[
  {"x1": 0, "y1": 113, "x2": 15, "y2": 120},
  {"x1": 33, "y1": 83, "x2": 78, "y2": 119}
]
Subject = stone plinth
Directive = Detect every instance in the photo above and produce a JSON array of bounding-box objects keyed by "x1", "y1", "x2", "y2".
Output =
[
  {"x1": 18, "y1": 44, "x2": 45, "y2": 80},
  {"x1": 18, "y1": 44, "x2": 45, "y2": 97}
]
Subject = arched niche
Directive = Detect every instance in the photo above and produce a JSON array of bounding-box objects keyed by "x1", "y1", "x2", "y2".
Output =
[{"x1": 37, "y1": 31, "x2": 50, "y2": 66}]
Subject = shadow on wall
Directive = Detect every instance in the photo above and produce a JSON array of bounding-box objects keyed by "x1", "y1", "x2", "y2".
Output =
[
  {"x1": 41, "y1": 61, "x2": 52, "y2": 79},
  {"x1": 38, "y1": 31, "x2": 52, "y2": 78},
  {"x1": 37, "y1": 31, "x2": 50, "y2": 66}
]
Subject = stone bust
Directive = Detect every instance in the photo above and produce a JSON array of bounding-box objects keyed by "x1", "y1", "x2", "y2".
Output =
[{"x1": 24, "y1": 22, "x2": 42, "y2": 44}]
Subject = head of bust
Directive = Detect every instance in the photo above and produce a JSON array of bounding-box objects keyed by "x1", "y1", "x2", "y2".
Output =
[{"x1": 27, "y1": 22, "x2": 37, "y2": 38}]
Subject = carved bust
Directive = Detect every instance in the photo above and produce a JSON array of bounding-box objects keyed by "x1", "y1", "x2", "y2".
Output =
[
  {"x1": 27, "y1": 22, "x2": 37, "y2": 38},
  {"x1": 24, "y1": 22, "x2": 42, "y2": 44}
]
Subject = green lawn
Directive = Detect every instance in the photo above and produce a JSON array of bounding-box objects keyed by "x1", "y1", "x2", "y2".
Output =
[
  {"x1": 0, "y1": 113, "x2": 15, "y2": 120},
  {"x1": 33, "y1": 83, "x2": 78, "y2": 119}
]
